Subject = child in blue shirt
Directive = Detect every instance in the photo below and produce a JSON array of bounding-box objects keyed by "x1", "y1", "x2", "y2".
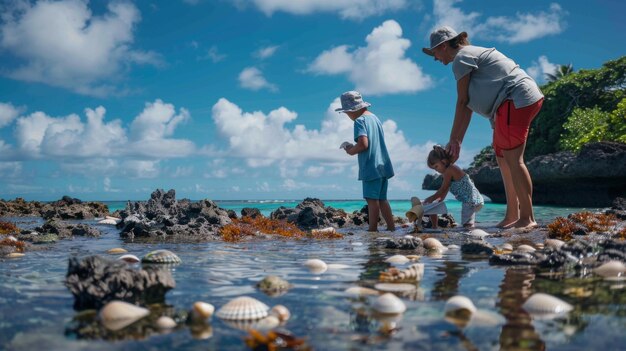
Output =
[{"x1": 337, "y1": 91, "x2": 395, "y2": 232}]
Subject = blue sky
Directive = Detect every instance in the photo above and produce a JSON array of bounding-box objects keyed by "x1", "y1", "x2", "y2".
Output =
[{"x1": 0, "y1": 0, "x2": 623, "y2": 201}]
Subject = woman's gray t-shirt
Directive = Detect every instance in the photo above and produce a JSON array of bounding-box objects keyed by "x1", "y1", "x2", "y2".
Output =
[{"x1": 452, "y1": 45, "x2": 543, "y2": 120}]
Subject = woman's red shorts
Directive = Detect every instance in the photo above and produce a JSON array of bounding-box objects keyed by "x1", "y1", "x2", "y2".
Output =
[{"x1": 493, "y1": 98, "x2": 543, "y2": 157}]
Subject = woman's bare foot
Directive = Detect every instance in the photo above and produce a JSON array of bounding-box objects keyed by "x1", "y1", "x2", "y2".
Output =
[
  {"x1": 496, "y1": 218, "x2": 518, "y2": 229},
  {"x1": 512, "y1": 219, "x2": 538, "y2": 229}
]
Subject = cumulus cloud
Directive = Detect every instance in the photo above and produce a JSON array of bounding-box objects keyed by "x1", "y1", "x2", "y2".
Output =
[
  {"x1": 255, "y1": 45, "x2": 279, "y2": 59},
  {"x1": 308, "y1": 20, "x2": 433, "y2": 95},
  {"x1": 527, "y1": 55, "x2": 557, "y2": 83},
  {"x1": 238, "y1": 67, "x2": 278, "y2": 91},
  {"x1": 11, "y1": 99, "x2": 193, "y2": 162},
  {"x1": 431, "y1": 0, "x2": 566, "y2": 43},
  {"x1": 246, "y1": 0, "x2": 408, "y2": 19},
  {"x1": 198, "y1": 45, "x2": 226, "y2": 63},
  {"x1": 0, "y1": 102, "x2": 23, "y2": 128},
  {"x1": 0, "y1": 0, "x2": 162, "y2": 96},
  {"x1": 210, "y1": 97, "x2": 435, "y2": 177}
]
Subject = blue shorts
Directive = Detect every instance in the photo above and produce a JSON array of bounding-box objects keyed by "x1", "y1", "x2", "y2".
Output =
[{"x1": 362, "y1": 178, "x2": 388, "y2": 200}]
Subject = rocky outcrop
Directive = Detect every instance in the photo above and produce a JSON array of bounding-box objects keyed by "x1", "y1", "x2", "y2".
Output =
[
  {"x1": 65, "y1": 255, "x2": 175, "y2": 310},
  {"x1": 117, "y1": 189, "x2": 231, "y2": 241},
  {"x1": 423, "y1": 142, "x2": 626, "y2": 206},
  {"x1": 0, "y1": 195, "x2": 109, "y2": 219},
  {"x1": 270, "y1": 198, "x2": 369, "y2": 230}
]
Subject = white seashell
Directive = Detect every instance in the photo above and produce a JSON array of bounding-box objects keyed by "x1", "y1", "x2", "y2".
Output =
[
  {"x1": 253, "y1": 315, "x2": 280, "y2": 331},
  {"x1": 423, "y1": 238, "x2": 444, "y2": 250},
  {"x1": 304, "y1": 259, "x2": 327, "y2": 274},
  {"x1": 269, "y1": 305, "x2": 291, "y2": 322},
  {"x1": 406, "y1": 255, "x2": 421, "y2": 261},
  {"x1": 216, "y1": 296, "x2": 269, "y2": 321},
  {"x1": 372, "y1": 293, "x2": 406, "y2": 314},
  {"x1": 468, "y1": 229, "x2": 490, "y2": 238},
  {"x1": 7, "y1": 236, "x2": 18, "y2": 242},
  {"x1": 190, "y1": 302, "x2": 215, "y2": 322},
  {"x1": 118, "y1": 254, "x2": 140, "y2": 263},
  {"x1": 106, "y1": 216, "x2": 122, "y2": 223},
  {"x1": 447, "y1": 244, "x2": 460, "y2": 250},
  {"x1": 545, "y1": 239, "x2": 565, "y2": 249},
  {"x1": 385, "y1": 255, "x2": 409, "y2": 264},
  {"x1": 444, "y1": 295, "x2": 477, "y2": 315},
  {"x1": 327, "y1": 263, "x2": 350, "y2": 269},
  {"x1": 379, "y1": 263, "x2": 424, "y2": 282},
  {"x1": 344, "y1": 286, "x2": 380, "y2": 297},
  {"x1": 374, "y1": 283, "x2": 417, "y2": 293},
  {"x1": 7, "y1": 252, "x2": 25, "y2": 258},
  {"x1": 99, "y1": 301, "x2": 150, "y2": 331},
  {"x1": 499, "y1": 243, "x2": 514, "y2": 251},
  {"x1": 311, "y1": 227, "x2": 337, "y2": 236},
  {"x1": 522, "y1": 293, "x2": 573, "y2": 319},
  {"x1": 98, "y1": 219, "x2": 119, "y2": 225},
  {"x1": 107, "y1": 248, "x2": 127, "y2": 254},
  {"x1": 339, "y1": 141, "x2": 352, "y2": 150},
  {"x1": 156, "y1": 316, "x2": 177, "y2": 329},
  {"x1": 593, "y1": 261, "x2": 626, "y2": 278},
  {"x1": 516, "y1": 244, "x2": 536, "y2": 253}
]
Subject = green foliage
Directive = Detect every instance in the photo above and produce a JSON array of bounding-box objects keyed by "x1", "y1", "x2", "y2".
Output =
[
  {"x1": 469, "y1": 145, "x2": 495, "y2": 168},
  {"x1": 607, "y1": 97, "x2": 626, "y2": 143},
  {"x1": 526, "y1": 56, "x2": 626, "y2": 158},
  {"x1": 545, "y1": 63, "x2": 574, "y2": 82}
]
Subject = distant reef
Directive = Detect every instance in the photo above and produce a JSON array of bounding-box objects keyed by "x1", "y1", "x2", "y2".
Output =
[{"x1": 422, "y1": 141, "x2": 626, "y2": 207}]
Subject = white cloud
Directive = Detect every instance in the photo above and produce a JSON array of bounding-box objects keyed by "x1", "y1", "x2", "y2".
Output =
[
  {"x1": 431, "y1": 0, "x2": 566, "y2": 43},
  {"x1": 198, "y1": 45, "x2": 226, "y2": 63},
  {"x1": 247, "y1": 0, "x2": 408, "y2": 19},
  {"x1": 255, "y1": 45, "x2": 279, "y2": 59},
  {"x1": 257, "y1": 181, "x2": 270, "y2": 192},
  {"x1": 0, "y1": 102, "x2": 23, "y2": 128},
  {"x1": 0, "y1": 162, "x2": 22, "y2": 178},
  {"x1": 527, "y1": 55, "x2": 557, "y2": 83},
  {"x1": 308, "y1": 20, "x2": 433, "y2": 95},
  {"x1": 103, "y1": 176, "x2": 120, "y2": 192},
  {"x1": 238, "y1": 67, "x2": 278, "y2": 91},
  {"x1": 0, "y1": 0, "x2": 162, "y2": 96},
  {"x1": 171, "y1": 166, "x2": 194, "y2": 178},
  {"x1": 305, "y1": 166, "x2": 325, "y2": 177}
]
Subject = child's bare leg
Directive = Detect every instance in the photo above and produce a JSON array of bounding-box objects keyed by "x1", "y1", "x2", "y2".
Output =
[
  {"x1": 380, "y1": 200, "x2": 395, "y2": 231},
  {"x1": 366, "y1": 198, "x2": 380, "y2": 232},
  {"x1": 496, "y1": 155, "x2": 520, "y2": 228},
  {"x1": 429, "y1": 214, "x2": 439, "y2": 229},
  {"x1": 502, "y1": 144, "x2": 536, "y2": 229}
]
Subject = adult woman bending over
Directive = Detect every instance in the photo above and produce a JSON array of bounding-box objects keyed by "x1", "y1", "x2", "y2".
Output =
[{"x1": 423, "y1": 26, "x2": 544, "y2": 229}]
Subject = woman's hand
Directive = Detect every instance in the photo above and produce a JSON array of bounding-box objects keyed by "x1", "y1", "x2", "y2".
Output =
[{"x1": 446, "y1": 139, "x2": 461, "y2": 163}]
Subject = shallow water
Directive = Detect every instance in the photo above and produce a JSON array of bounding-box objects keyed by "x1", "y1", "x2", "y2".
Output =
[{"x1": 1, "y1": 202, "x2": 625, "y2": 350}]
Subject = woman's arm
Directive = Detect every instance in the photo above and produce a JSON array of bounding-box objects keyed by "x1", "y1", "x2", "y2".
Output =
[
  {"x1": 446, "y1": 73, "x2": 473, "y2": 162},
  {"x1": 346, "y1": 135, "x2": 368, "y2": 155},
  {"x1": 425, "y1": 170, "x2": 452, "y2": 203}
]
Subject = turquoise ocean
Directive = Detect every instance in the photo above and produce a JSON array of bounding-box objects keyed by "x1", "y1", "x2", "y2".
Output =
[{"x1": 104, "y1": 199, "x2": 600, "y2": 226}]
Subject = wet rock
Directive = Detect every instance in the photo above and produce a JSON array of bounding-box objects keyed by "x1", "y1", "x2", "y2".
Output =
[
  {"x1": 461, "y1": 240, "x2": 494, "y2": 256},
  {"x1": 226, "y1": 210, "x2": 237, "y2": 219},
  {"x1": 270, "y1": 198, "x2": 366, "y2": 230},
  {"x1": 117, "y1": 189, "x2": 231, "y2": 241},
  {"x1": 489, "y1": 251, "x2": 544, "y2": 265},
  {"x1": 22, "y1": 220, "x2": 102, "y2": 240},
  {"x1": 241, "y1": 208, "x2": 262, "y2": 218},
  {"x1": 382, "y1": 236, "x2": 426, "y2": 253},
  {"x1": 65, "y1": 255, "x2": 175, "y2": 310}
]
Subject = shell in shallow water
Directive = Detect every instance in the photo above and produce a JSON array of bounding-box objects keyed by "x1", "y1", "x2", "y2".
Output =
[
  {"x1": 374, "y1": 283, "x2": 417, "y2": 293},
  {"x1": 379, "y1": 263, "x2": 424, "y2": 282},
  {"x1": 98, "y1": 219, "x2": 119, "y2": 225},
  {"x1": 142, "y1": 249, "x2": 182, "y2": 264},
  {"x1": 593, "y1": 261, "x2": 626, "y2": 279},
  {"x1": 516, "y1": 244, "x2": 536, "y2": 253},
  {"x1": 156, "y1": 316, "x2": 177, "y2": 329},
  {"x1": 107, "y1": 248, "x2": 127, "y2": 254},
  {"x1": 522, "y1": 293, "x2": 573, "y2": 318},
  {"x1": 544, "y1": 239, "x2": 565, "y2": 249},
  {"x1": 444, "y1": 295, "x2": 477, "y2": 315},
  {"x1": 303, "y1": 259, "x2": 327, "y2": 274},
  {"x1": 372, "y1": 293, "x2": 406, "y2": 314},
  {"x1": 99, "y1": 301, "x2": 150, "y2": 331},
  {"x1": 468, "y1": 229, "x2": 490, "y2": 238},
  {"x1": 118, "y1": 254, "x2": 140, "y2": 263},
  {"x1": 344, "y1": 286, "x2": 380, "y2": 297},
  {"x1": 190, "y1": 302, "x2": 215, "y2": 322},
  {"x1": 385, "y1": 255, "x2": 409, "y2": 264},
  {"x1": 423, "y1": 237, "x2": 445, "y2": 250},
  {"x1": 216, "y1": 296, "x2": 269, "y2": 321},
  {"x1": 269, "y1": 305, "x2": 291, "y2": 322}
]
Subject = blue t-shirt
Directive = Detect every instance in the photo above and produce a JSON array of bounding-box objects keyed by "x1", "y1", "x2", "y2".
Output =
[{"x1": 353, "y1": 112, "x2": 394, "y2": 181}]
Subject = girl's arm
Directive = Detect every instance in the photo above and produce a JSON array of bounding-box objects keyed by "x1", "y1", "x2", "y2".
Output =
[
  {"x1": 346, "y1": 135, "x2": 368, "y2": 155},
  {"x1": 425, "y1": 169, "x2": 453, "y2": 203},
  {"x1": 446, "y1": 74, "x2": 473, "y2": 163}
]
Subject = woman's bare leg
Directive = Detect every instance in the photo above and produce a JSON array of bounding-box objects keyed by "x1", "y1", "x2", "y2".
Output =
[
  {"x1": 502, "y1": 143, "x2": 536, "y2": 228},
  {"x1": 496, "y1": 156, "x2": 520, "y2": 228}
]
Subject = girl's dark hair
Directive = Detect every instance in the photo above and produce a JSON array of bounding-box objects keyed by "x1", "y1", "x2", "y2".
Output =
[
  {"x1": 448, "y1": 34, "x2": 470, "y2": 49},
  {"x1": 427, "y1": 145, "x2": 452, "y2": 167}
]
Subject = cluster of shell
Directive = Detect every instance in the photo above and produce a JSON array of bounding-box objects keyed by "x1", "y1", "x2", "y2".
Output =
[
  {"x1": 105, "y1": 248, "x2": 182, "y2": 265},
  {"x1": 379, "y1": 263, "x2": 424, "y2": 282}
]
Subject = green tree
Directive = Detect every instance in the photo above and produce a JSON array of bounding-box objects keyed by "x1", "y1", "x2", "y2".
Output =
[
  {"x1": 545, "y1": 63, "x2": 574, "y2": 82},
  {"x1": 526, "y1": 56, "x2": 626, "y2": 158}
]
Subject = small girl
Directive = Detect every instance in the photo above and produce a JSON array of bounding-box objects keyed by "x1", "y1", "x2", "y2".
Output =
[{"x1": 424, "y1": 145, "x2": 484, "y2": 228}]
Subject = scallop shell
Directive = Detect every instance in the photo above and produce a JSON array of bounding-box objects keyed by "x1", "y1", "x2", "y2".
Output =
[
  {"x1": 156, "y1": 316, "x2": 177, "y2": 329},
  {"x1": 593, "y1": 260, "x2": 626, "y2": 278},
  {"x1": 522, "y1": 293, "x2": 573, "y2": 318},
  {"x1": 379, "y1": 263, "x2": 424, "y2": 282},
  {"x1": 423, "y1": 238, "x2": 444, "y2": 250},
  {"x1": 545, "y1": 239, "x2": 565, "y2": 249},
  {"x1": 385, "y1": 255, "x2": 409, "y2": 264},
  {"x1": 444, "y1": 295, "x2": 477, "y2": 314},
  {"x1": 516, "y1": 244, "x2": 536, "y2": 253},
  {"x1": 190, "y1": 302, "x2": 215, "y2": 322},
  {"x1": 468, "y1": 229, "x2": 490, "y2": 238},
  {"x1": 107, "y1": 248, "x2": 128, "y2": 254},
  {"x1": 304, "y1": 259, "x2": 327, "y2": 274},
  {"x1": 99, "y1": 300, "x2": 150, "y2": 331},
  {"x1": 118, "y1": 254, "x2": 140, "y2": 263},
  {"x1": 374, "y1": 283, "x2": 417, "y2": 293},
  {"x1": 269, "y1": 305, "x2": 291, "y2": 322},
  {"x1": 372, "y1": 293, "x2": 406, "y2": 314},
  {"x1": 216, "y1": 296, "x2": 269, "y2": 321},
  {"x1": 142, "y1": 249, "x2": 182, "y2": 264},
  {"x1": 344, "y1": 286, "x2": 380, "y2": 297}
]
